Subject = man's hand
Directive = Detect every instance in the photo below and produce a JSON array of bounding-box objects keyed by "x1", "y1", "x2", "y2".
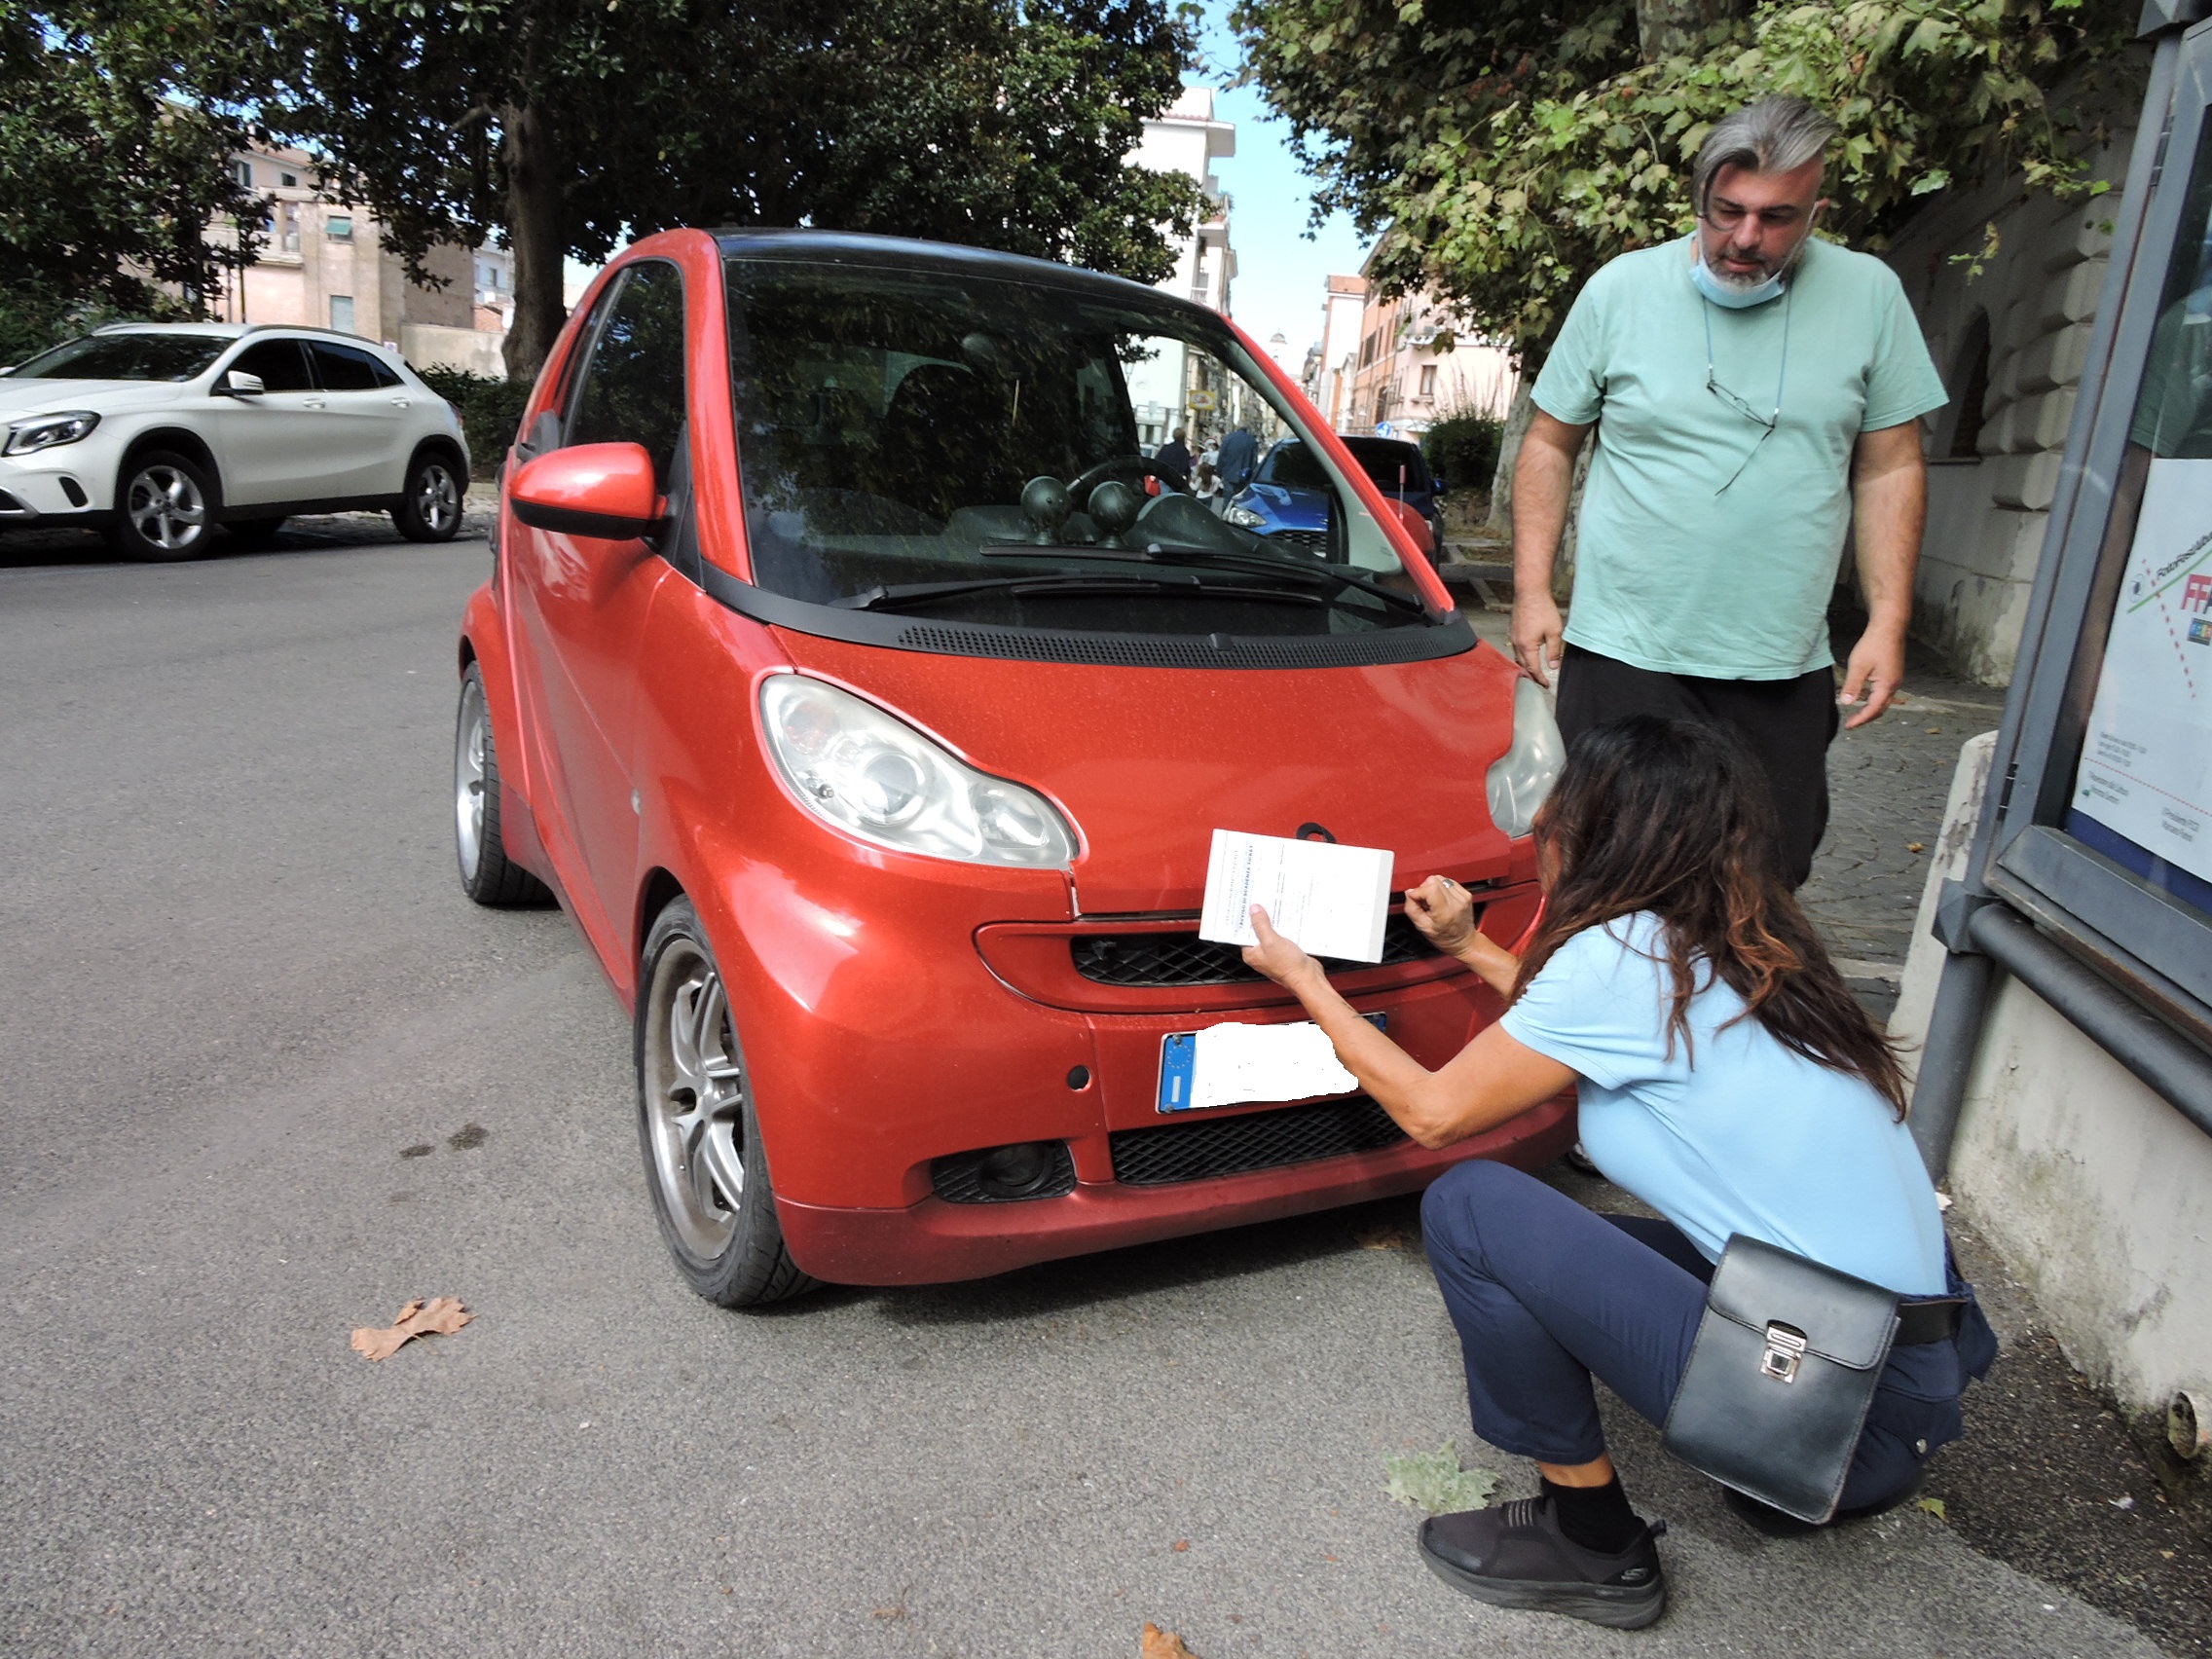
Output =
[
  {"x1": 1512, "y1": 591, "x2": 1565, "y2": 687},
  {"x1": 1241, "y1": 905, "x2": 1323, "y2": 992},
  {"x1": 1837, "y1": 625, "x2": 1905, "y2": 728}
]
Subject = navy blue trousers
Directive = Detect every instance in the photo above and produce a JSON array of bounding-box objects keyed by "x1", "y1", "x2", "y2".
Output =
[{"x1": 1420, "y1": 1161, "x2": 1982, "y2": 1510}]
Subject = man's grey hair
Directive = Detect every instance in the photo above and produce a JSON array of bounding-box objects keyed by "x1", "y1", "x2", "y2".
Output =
[{"x1": 1692, "y1": 96, "x2": 1839, "y2": 213}]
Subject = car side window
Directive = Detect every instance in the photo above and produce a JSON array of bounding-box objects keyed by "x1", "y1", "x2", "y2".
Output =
[
  {"x1": 308, "y1": 341, "x2": 389, "y2": 391},
  {"x1": 228, "y1": 339, "x2": 314, "y2": 392},
  {"x1": 566, "y1": 261, "x2": 687, "y2": 489}
]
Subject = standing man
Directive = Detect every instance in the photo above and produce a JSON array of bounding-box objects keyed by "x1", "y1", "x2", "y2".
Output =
[
  {"x1": 1511, "y1": 95, "x2": 1948, "y2": 887},
  {"x1": 1154, "y1": 424, "x2": 1194, "y2": 492},
  {"x1": 1215, "y1": 421, "x2": 1259, "y2": 497}
]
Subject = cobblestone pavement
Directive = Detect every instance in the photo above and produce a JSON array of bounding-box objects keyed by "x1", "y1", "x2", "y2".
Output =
[{"x1": 1804, "y1": 641, "x2": 2008, "y2": 1021}]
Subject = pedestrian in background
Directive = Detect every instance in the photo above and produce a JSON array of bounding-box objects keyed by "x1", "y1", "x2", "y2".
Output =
[
  {"x1": 1511, "y1": 94, "x2": 1948, "y2": 887},
  {"x1": 1153, "y1": 426, "x2": 1193, "y2": 492},
  {"x1": 1215, "y1": 421, "x2": 1258, "y2": 497}
]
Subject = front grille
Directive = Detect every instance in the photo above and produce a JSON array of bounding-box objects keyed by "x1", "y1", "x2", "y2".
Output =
[
  {"x1": 1264, "y1": 529, "x2": 1329, "y2": 553},
  {"x1": 1110, "y1": 1094, "x2": 1408, "y2": 1186},
  {"x1": 1073, "y1": 912, "x2": 1432, "y2": 987},
  {"x1": 0, "y1": 490, "x2": 30, "y2": 518}
]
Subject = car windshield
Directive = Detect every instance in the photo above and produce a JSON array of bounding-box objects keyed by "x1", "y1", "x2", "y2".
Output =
[
  {"x1": 724, "y1": 259, "x2": 1423, "y2": 636},
  {"x1": 1256, "y1": 441, "x2": 1333, "y2": 491},
  {"x1": 1342, "y1": 437, "x2": 1432, "y2": 494},
  {"x1": 9, "y1": 334, "x2": 229, "y2": 382}
]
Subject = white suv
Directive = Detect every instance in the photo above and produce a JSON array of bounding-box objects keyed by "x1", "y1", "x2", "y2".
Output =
[{"x1": 0, "y1": 321, "x2": 471, "y2": 560}]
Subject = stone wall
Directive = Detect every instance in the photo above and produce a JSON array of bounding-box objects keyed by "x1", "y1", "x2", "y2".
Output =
[{"x1": 1883, "y1": 140, "x2": 2133, "y2": 684}]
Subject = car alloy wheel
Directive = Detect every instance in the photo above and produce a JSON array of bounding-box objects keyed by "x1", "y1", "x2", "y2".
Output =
[
  {"x1": 643, "y1": 939, "x2": 750, "y2": 1259},
  {"x1": 635, "y1": 901, "x2": 814, "y2": 1307},
  {"x1": 418, "y1": 461, "x2": 461, "y2": 535},
  {"x1": 452, "y1": 663, "x2": 551, "y2": 906},
  {"x1": 124, "y1": 461, "x2": 208, "y2": 557},
  {"x1": 394, "y1": 451, "x2": 464, "y2": 541}
]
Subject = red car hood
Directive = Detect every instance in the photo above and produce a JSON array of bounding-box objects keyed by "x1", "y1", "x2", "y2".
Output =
[{"x1": 776, "y1": 631, "x2": 1524, "y2": 914}]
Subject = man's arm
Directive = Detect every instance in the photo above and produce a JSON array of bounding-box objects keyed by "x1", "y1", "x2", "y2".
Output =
[
  {"x1": 1511, "y1": 411, "x2": 1593, "y2": 685},
  {"x1": 1840, "y1": 420, "x2": 1926, "y2": 729}
]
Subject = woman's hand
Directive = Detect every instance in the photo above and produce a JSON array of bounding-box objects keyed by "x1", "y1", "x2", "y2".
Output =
[
  {"x1": 1240, "y1": 904, "x2": 1324, "y2": 992},
  {"x1": 1406, "y1": 874, "x2": 1477, "y2": 953}
]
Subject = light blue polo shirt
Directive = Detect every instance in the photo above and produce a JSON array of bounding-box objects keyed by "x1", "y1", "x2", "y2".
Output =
[
  {"x1": 1499, "y1": 912, "x2": 1947, "y2": 1296},
  {"x1": 1533, "y1": 236, "x2": 1948, "y2": 680}
]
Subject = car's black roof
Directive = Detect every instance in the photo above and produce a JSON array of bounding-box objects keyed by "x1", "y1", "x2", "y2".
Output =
[{"x1": 711, "y1": 229, "x2": 1221, "y2": 325}]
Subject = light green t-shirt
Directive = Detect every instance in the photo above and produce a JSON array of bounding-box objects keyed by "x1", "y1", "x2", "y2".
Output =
[{"x1": 1532, "y1": 235, "x2": 1947, "y2": 679}]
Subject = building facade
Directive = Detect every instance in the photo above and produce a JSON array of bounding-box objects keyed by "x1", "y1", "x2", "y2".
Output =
[
  {"x1": 1124, "y1": 87, "x2": 1238, "y2": 450},
  {"x1": 207, "y1": 142, "x2": 512, "y2": 378},
  {"x1": 1334, "y1": 249, "x2": 1516, "y2": 438}
]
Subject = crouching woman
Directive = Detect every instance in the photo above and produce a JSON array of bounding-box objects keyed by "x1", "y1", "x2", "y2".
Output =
[{"x1": 1241, "y1": 715, "x2": 1994, "y2": 1631}]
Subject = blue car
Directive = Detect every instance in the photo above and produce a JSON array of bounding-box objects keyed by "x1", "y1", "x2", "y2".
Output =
[{"x1": 1222, "y1": 436, "x2": 1445, "y2": 551}]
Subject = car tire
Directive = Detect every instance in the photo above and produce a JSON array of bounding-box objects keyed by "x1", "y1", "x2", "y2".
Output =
[
  {"x1": 107, "y1": 450, "x2": 216, "y2": 561},
  {"x1": 636, "y1": 899, "x2": 818, "y2": 1309},
  {"x1": 454, "y1": 663, "x2": 553, "y2": 906},
  {"x1": 228, "y1": 516, "x2": 287, "y2": 549},
  {"x1": 393, "y1": 449, "x2": 464, "y2": 542}
]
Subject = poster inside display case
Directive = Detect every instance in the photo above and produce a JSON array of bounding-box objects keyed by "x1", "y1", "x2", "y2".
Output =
[{"x1": 2068, "y1": 119, "x2": 2212, "y2": 915}]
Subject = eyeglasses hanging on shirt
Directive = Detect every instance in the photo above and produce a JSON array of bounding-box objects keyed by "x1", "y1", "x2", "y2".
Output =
[{"x1": 1700, "y1": 284, "x2": 1792, "y2": 497}]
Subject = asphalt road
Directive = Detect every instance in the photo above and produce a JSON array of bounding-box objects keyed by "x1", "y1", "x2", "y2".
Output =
[{"x1": 0, "y1": 520, "x2": 2171, "y2": 1658}]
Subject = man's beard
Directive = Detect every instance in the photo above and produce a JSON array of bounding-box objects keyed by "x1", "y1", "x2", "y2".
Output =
[{"x1": 1706, "y1": 232, "x2": 1812, "y2": 291}]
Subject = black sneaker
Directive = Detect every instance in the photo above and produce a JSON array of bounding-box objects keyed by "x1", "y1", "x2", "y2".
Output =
[{"x1": 1419, "y1": 1493, "x2": 1668, "y2": 1630}]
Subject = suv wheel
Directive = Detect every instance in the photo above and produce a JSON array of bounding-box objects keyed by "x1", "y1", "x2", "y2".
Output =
[
  {"x1": 394, "y1": 450, "x2": 464, "y2": 541},
  {"x1": 637, "y1": 900, "x2": 817, "y2": 1309},
  {"x1": 108, "y1": 451, "x2": 214, "y2": 561}
]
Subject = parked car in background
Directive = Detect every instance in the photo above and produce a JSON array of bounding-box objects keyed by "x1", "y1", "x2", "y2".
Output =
[
  {"x1": 454, "y1": 229, "x2": 1568, "y2": 1309},
  {"x1": 0, "y1": 321, "x2": 468, "y2": 560},
  {"x1": 1223, "y1": 435, "x2": 1446, "y2": 551}
]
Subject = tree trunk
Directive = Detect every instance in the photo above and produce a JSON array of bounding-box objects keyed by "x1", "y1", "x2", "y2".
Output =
[
  {"x1": 500, "y1": 100, "x2": 566, "y2": 385},
  {"x1": 1635, "y1": 0, "x2": 1750, "y2": 60},
  {"x1": 1486, "y1": 378, "x2": 1538, "y2": 538}
]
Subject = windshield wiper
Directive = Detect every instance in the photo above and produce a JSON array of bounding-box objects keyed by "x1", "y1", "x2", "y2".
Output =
[
  {"x1": 980, "y1": 540, "x2": 1428, "y2": 616},
  {"x1": 834, "y1": 571, "x2": 1323, "y2": 613}
]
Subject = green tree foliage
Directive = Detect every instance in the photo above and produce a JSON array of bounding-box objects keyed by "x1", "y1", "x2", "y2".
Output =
[
  {"x1": 237, "y1": 0, "x2": 1206, "y2": 380},
  {"x1": 1421, "y1": 409, "x2": 1503, "y2": 494},
  {"x1": 0, "y1": 3, "x2": 260, "y2": 336},
  {"x1": 1234, "y1": 0, "x2": 2140, "y2": 357}
]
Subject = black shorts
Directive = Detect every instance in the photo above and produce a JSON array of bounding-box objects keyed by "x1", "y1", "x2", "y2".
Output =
[{"x1": 1554, "y1": 644, "x2": 1840, "y2": 888}]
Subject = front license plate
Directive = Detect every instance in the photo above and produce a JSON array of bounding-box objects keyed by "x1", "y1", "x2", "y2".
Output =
[{"x1": 1156, "y1": 1013, "x2": 1386, "y2": 1114}]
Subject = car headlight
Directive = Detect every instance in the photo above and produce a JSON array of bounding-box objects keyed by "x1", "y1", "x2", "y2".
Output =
[
  {"x1": 4, "y1": 410, "x2": 99, "y2": 456},
  {"x1": 760, "y1": 674, "x2": 1078, "y2": 868},
  {"x1": 1485, "y1": 676, "x2": 1567, "y2": 839},
  {"x1": 1222, "y1": 503, "x2": 1265, "y2": 529}
]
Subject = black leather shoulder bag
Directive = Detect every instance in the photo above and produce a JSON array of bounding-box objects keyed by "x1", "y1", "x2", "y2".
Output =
[{"x1": 1661, "y1": 1234, "x2": 1900, "y2": 1524}]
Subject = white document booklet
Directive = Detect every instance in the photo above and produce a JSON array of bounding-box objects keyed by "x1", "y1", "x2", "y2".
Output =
[{"x1": 1198, "y1": 829, "x2": 1393, "y2": 963}]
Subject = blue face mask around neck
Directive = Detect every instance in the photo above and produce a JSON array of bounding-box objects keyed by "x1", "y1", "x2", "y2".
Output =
[{"x1": 1691, "y1": 240, "x2": 1789, "y2": 310}]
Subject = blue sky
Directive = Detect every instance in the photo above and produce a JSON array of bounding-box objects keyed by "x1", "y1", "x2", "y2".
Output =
[{"x1": 1189, "y1": 7, "x2": 1371, "y2": 358}]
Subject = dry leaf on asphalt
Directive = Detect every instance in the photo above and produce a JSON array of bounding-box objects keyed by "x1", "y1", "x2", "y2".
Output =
[
  {"x1": 350, "y1": 1296, "x2": 473, "y2": 1361},
  {"x1": 1141, "y1": 1623, "x2": 1201, "y2": 1659}
]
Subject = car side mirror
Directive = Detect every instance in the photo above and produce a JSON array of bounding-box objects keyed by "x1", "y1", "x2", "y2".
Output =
[
  {"x1": 510, "y1": 442, "x2": 667, "y2": 540},
  {"x1": 1382, "y1": 497, "x2": 1435, "y2": 560},
  {"x1": 218, "y1": 369, "x2": 266, "y2": 397}
]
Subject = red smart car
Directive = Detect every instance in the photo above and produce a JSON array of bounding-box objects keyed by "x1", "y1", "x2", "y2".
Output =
[{"x1": 453, "y1": 229, "x2": 1572, "y2": 1307}]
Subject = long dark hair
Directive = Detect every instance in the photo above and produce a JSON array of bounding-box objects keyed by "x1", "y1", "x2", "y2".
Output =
[{"x1": 1514, "y1": 715, "x2": 1907, "y2": 1116}]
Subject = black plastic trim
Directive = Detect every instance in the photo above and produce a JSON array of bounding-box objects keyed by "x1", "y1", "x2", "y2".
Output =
[
  {"x1": 694, "y1": 557, "x2": 1473, "y2": 668},
  {"x1": 510, "y1": 498, "x2": 664, "y2": 540}
]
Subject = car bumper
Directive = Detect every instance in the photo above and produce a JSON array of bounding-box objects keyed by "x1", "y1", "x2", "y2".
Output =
[{"x1": 775, "y1": 1089, "x2": 1575, "y2": 1284}]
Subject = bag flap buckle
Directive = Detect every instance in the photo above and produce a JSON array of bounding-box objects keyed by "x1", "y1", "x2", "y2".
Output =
[{"x1": 1760, "y1": 1322, "x2": 1808, "y2": 1383}]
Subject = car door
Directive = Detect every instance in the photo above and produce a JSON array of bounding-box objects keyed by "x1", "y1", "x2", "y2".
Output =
[
  {"x1": 305, "y1": 340, "x2": 414, "y2": 500},
  {"x1": 506, "y1": 259, "x2": 689, "y2": 940},
  {"x1": 203, "y1": 338, "x2": 333, "y2": 505}
]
